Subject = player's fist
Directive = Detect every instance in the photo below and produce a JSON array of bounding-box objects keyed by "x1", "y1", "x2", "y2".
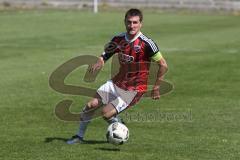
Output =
[
  {"x1": 151, "y1": 86, "x2": 160, "y2": 100},
  {"x1": 89, "y1": 57, "x2": 104, "y2": 73}
]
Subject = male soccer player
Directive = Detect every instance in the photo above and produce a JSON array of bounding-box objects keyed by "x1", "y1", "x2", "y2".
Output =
[{"x1": 67, "y1": 8, "x2": 168, "y2": 144}]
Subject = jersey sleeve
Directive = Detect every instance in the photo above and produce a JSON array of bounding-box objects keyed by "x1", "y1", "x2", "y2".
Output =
[
  {"x1": 145, "y1": 39, "x2": 159, "y2": 56},
  {"x1": 101, "y1": 37, "x2": 118, "y2": 62},
  {"x1": 145, "y1": 39, "x2": 163, "y2": 62}
]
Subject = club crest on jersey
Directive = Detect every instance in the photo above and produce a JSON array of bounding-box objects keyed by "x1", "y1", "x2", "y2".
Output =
[{"x1": 134, "y1": 45, "x2": 141, "y2": 53}]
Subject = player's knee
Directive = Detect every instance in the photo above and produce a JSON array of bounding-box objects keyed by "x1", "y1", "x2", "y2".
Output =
[
  {"x1": 102, "y1": 108, "x2": 111, "y2": 120},
  {"x1": 102, "y1": 115, "x2": 109, "y2": 121},
  {"x1": 102, "y1": 106, "x2": 117, "y2": 120},
  {"x1": 102, "y1": 114, "x2": 112, "y2": 121},
  {"x1": 87, "y1": 98, "x2": 99, "y2": 108}
]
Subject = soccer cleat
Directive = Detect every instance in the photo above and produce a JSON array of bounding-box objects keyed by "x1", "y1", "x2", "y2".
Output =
[{"x1": 66, "y1": 135, "x2": 85, "y2": 144}]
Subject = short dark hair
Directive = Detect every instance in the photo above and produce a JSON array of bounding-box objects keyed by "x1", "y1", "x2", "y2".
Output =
[{"x1": 124, "y1": 8, "x2": 143, "y2": 22}]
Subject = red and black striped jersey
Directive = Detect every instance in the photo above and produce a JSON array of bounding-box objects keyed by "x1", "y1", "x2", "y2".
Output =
[{"x1": 102, "y1": 32, "x2": 160, "y2": 93}]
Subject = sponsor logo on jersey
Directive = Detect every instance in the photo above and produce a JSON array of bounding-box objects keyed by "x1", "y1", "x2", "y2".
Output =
[{"x1": 119, "y1": 53, "x2": 134, "y2": 63}]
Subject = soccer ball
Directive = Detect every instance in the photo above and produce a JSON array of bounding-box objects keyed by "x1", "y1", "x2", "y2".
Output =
[{"x1": 106, "y1": 122, "x2": 129, "y2": 145}]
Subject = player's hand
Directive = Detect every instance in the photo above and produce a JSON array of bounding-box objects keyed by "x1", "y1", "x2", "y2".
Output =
[
  {"x1": 89, "y1": 57, "x2": 104, "y2": 73},
  {"x1": 89, "y1": 63, "x2": 102, "y2": 73},
  {"x1": 151, "y1": 86, "x2": 160, "y2": 100}
]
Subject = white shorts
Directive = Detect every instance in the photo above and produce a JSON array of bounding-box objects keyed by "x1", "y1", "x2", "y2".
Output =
[{"x1": 97, "y1": 80, "x2": 137, "y2": 113}]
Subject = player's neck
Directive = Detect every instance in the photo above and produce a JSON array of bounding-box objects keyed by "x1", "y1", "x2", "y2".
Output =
[
  {"x1": 125, "y1": 32, "x2": 141, "y2": 42},
  {"x1": 127, "y1": 34, "x2": 135, "y2": 40}
]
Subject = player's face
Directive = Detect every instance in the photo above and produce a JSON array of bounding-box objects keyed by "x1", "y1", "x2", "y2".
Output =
[{"x1": 125, "y1": 16, "x2": 142, "y2": 37}]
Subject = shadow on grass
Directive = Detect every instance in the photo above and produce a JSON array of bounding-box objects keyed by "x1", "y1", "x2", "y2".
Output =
[
  {"x1": 95, "y1": 147, "x2": 120, "y2": 152},
  {"x1": 44, "y1": 137, "x2": 107, "y2": 144},
  {"x1": 45, "y1": 137, "x2": 68, "y2": 143}
]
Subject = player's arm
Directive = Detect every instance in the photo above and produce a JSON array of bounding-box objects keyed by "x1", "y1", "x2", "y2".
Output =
[
  {"x1": 151, "y1": 52, "x2": 168, "y2": 100},
  {"x1": 145, "y1": 39, "x2": 168, "y2": 99},
  {"x1": 90, "y1": 40, "x2": 117, "y2": 73}
]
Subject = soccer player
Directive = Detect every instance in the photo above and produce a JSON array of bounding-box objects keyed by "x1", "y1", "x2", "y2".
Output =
[{"x1": 67, "y1": 8, "x2": 168, "y2": 144}]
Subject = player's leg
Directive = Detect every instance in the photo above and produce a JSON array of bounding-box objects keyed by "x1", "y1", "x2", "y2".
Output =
[
  {"x1": 67, "y1": 80, "x2": 115, "y2": 144},
  {"x1": 67, "y1": 94, "x2": 102, "y2": 144},
  {"x1": 78, "y1": 95, "x2": 102, "y2": 135}
]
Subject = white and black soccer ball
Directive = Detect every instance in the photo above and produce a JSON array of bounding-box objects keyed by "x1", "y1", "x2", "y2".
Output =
[{"x1": 106, "y1": 122, "x2": 129, "y2": 145}]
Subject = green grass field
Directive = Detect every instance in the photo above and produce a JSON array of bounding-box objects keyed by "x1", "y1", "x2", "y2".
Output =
[{"x1": 0, "y1": 9, "x2": 240, "y2": 160}]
